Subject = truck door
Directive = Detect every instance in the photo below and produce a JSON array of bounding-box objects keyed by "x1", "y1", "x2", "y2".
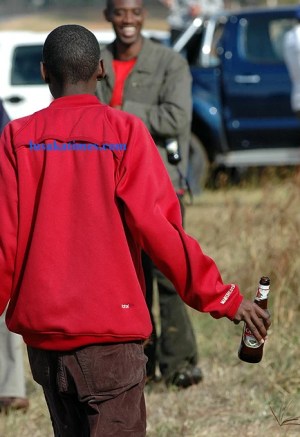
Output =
[
  {"x1": 221, "y1": 10, "x2": 300, "y2": 152},
  {"x1": 188, "y1": 17, "x2": 228, "y2": 158}
]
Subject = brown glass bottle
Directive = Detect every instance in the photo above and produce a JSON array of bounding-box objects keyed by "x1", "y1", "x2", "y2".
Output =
[{"x1": 238, "y1": 276, "x2": 270, "y2": 363}]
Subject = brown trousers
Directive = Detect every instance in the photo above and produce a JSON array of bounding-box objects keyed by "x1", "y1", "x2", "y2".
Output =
[{"x1": 27, "y1": 342, "x2": 147, "y2": 437}]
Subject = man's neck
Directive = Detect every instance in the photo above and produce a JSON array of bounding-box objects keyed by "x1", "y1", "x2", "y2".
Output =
[
  {"x1": 52, "y1": 82, "x2": 96, "y2": 99},
  {"x1": 114, "y1": 37, "x2": 143, "y2": 61}
]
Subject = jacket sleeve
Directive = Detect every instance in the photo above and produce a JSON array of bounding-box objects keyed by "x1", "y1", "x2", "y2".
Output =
[
  {"x1": 115, "y1": 117, "x2": 243, "y2": 320},
  {"x1": 122, "y1": 53, "x2": 192, "y2": 139},
  {"x1": 0, "y1": 126, "x2": 18, "y2": 315}
]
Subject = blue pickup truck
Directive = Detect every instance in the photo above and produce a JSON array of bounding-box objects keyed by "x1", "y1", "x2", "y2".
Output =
[{"x1": 175, "y1": 6, "x2": 300, "y2": 190}]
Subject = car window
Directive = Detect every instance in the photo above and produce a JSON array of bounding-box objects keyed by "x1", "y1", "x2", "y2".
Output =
[
  {"x1": 240, "y1": 16, "x2": 296, "y2": 64},
  {"x1": 203, "y1": 21, "x2": 225, "y2": 67},
  {"x1": 194, "y1": 18, "x2": 226, "y2": 67},
  {"x1": 11, "y1": 45, "x2": 44, "y2": 85},
  {"x1": 184, "y1": 29, "x2": 204, "y2": 65}
]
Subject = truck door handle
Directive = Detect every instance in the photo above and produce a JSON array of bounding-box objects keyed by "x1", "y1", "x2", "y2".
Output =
[
  {"x1": 4, "y1": 95, "x2": 25, "y2": 104},
  {"x1": 234, "y1": 75, "x2": 261, "y2": 84}
]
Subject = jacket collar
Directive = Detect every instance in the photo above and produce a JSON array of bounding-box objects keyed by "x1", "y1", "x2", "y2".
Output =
[{"x1": 49, "y1": 94, "x2": 101, "y2": 108}]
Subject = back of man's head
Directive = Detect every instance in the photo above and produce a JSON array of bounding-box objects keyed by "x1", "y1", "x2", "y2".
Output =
[{"x1": 43, "y1": 25, "x2": 100, "y2": 85}]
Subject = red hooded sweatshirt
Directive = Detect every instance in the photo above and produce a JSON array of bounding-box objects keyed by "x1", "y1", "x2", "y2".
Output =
[{"x1": 0, "y1": 94, "x2": 243, "y2": 351}]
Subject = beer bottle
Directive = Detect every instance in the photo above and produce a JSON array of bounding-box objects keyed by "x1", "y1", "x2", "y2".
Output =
[{"x1": 238, "y1": 276, "x2": 270, "y2": 363}]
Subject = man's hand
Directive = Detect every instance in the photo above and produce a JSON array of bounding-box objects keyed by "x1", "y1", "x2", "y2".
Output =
[
  {"x1": 233, "y1": 298, "x2": 271, "y2": 344},
  {"x1": 189, "y1": 5, "x2": 202, "y2": 17}
]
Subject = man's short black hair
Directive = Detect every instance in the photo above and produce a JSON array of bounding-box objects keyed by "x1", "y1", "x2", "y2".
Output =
[
  {"x1": 106, "y1": 0, "x2": 118, "y2": 11},
  {"x1": 106, "y1": 0, "x2": 144, "y2": 11},
  {"x1": 106, "y1": 0, "x2": 113, "y2": 10},
  {"x1": 43, "y1": 25, "x2": 100, "y2": 84}
]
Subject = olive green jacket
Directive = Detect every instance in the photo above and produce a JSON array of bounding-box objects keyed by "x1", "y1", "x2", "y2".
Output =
[{"x1": 97, "y1": 38, "x2": 192, "y2": 190}]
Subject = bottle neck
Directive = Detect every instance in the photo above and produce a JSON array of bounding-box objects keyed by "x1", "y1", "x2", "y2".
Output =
[{"x1": 256, "y1": 283, "x2": 269, "y2": 300}]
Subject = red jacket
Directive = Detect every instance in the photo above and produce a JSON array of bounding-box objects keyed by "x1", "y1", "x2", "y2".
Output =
[{"x1": 0, "y1": 94, "x2": 243, "y2": 350}]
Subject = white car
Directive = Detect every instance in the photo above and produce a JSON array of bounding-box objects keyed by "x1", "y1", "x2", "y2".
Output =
[
  {"x1": 0, "y1": 29, "x2": 169, "y2": 120},
  {"x1": 0, "y1": 31, "x2": 51, "y2": 120}
]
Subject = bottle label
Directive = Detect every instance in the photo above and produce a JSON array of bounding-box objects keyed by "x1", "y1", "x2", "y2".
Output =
[
  {"x1": 255, "y1": 284, "x2": 270, "y2": 301},
  {"x1": 242, "y1": 324, "x2": 260, "y2": 348}
]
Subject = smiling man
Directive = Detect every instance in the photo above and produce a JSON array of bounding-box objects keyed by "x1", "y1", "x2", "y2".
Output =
[
  {"x1": 105, "y1": 0, "x2": 144, "y2": 50},
  {"x1": 97, "y1": 0, "x2": 203, "y2": 388}
]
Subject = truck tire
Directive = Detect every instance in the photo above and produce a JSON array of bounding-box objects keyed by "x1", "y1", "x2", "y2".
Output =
[
  {"x1": 210, "y1": 166, "x2": 246, "y2": 189},
  {"x1": 187, "y1": 133, "x2": 209, "y2": 195}
]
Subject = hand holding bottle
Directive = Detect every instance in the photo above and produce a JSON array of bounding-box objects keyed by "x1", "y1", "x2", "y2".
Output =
[
  {"x1": 233, "y1": 298, "x2": 270, "y2": 343},
  {"x1": 234, "y1": 277, "x2": 271, "y2": 363}
]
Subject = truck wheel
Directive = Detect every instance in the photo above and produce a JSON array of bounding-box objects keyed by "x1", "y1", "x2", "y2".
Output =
[
  {"x1": 210, "y1": 166, "x2": 245, "y2": 188},
  {"x1": 187, "y1": 133, "x2": 209, "y2": 195}
]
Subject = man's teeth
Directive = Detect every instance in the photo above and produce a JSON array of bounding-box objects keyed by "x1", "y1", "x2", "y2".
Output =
[{"x1": 122, "y1": 27, "x2": 136, "y2": 36}]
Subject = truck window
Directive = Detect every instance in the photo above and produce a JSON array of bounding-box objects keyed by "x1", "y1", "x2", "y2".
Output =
[
  {"x1": 179, "y1": 28, "x2": 204, "y2": 66},
  {"x1": 240, "y1": 16, "x2": 296, "y2": 64},
  {"x1": 197, "y1": 19, "x2": 225, "y2": 67},
  {"x1": 207, "y1": 22, "x2": 225, "y2": 66},
  {"x1": 11, "y1": 45, "x2": 44, "y2": 86}
]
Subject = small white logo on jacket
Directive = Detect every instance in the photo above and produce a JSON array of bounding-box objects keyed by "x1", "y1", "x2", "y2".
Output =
[{"x1": 220, "y1": 284, "x2": 235, "y2": 304}]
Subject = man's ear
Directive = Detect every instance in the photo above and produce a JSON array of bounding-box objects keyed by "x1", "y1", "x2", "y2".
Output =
[
  {"x1": 97, "y1": 59, "x2": 106, "y2": 81},
  {"x1": 40, "y1": 62, "x2": 50, "y2": 84},
  {"x1": 103, "y1": 8, "x2": 112, "y2": 23}
]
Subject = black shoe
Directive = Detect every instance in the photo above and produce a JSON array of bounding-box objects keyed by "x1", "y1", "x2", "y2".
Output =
[
  {"x1": 146, "y1": 373, "x2": 162, "y2": 385},
  {"x1": 170, "y1": 366, "x2": 203, "y2": 389}
]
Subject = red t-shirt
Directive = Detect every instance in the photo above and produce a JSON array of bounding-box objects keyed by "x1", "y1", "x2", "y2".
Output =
[{"x1": 110, "y1": 59, "x2": 137, "y2": 107}]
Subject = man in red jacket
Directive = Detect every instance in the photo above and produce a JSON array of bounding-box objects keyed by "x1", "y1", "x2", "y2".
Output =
[{"x1": 0, "y1": 25, "x2": 270, "y2": 437}]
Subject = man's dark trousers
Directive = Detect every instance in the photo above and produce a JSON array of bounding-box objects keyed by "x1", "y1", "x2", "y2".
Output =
[
  {"x1": 27, "y1": 342, "x2": 147, "y2": 436},
  {"x1": 143, "y1": 199, "x2": 199, "y2": 384}
]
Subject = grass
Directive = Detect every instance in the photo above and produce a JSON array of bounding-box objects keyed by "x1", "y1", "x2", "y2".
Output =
[{"x1": 1, "y1": 168, "x2": 300, "y2": 436}]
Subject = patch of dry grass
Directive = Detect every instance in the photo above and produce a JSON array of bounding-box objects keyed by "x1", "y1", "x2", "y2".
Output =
[{"x1": 148, "y1": 169, "x2": 300, "y2": 436}]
